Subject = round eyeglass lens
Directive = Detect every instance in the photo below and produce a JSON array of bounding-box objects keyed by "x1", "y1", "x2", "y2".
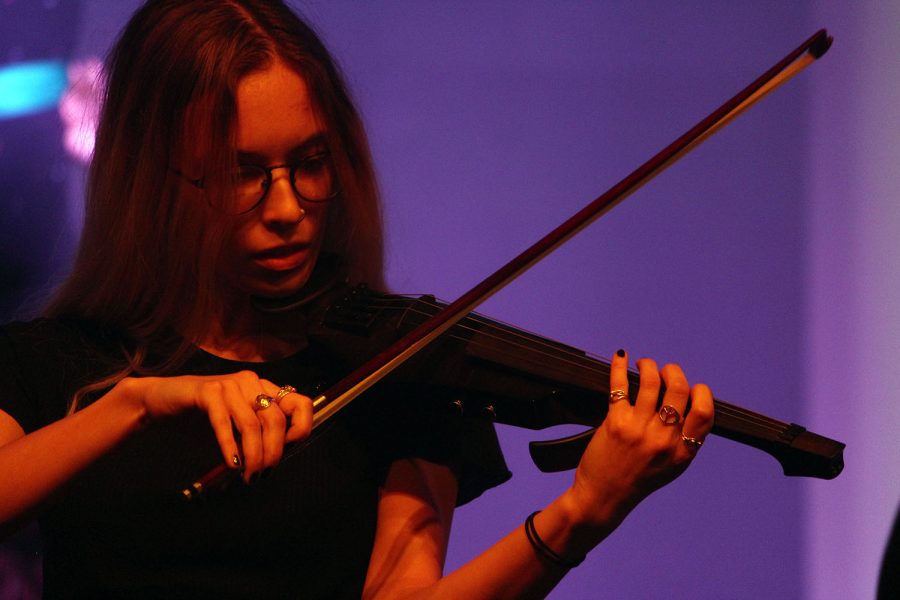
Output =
[
  {"x1": 229, "y1": 159, "x2": 337, "y2": 214},
  {"x1": 292, "y1": 154, "x2": 337, "y2": 202},
  {"x1": 235, "y1": 165, "x2": 269, "y2": 212}
]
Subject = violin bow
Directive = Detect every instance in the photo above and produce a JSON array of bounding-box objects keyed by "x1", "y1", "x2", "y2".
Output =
[{"x1": 183, "y1": 29, "x2": 833, "y2": 499}]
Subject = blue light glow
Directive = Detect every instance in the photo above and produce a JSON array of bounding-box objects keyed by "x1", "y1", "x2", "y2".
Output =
[{"x1": 0, "y1": 59, "x2": 68, "y2": 119}]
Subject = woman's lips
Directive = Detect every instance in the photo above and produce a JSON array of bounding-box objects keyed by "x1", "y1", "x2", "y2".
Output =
[{"x1": 250, "y1": 243, "x2": 311, "y2": 272}]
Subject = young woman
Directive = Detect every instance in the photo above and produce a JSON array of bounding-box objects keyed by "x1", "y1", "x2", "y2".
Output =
[{"x1": 0, "y1": 1, "x2": 713, "y2": 597}]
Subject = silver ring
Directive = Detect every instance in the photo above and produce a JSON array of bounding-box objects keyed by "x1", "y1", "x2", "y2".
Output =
[
  {"x1": 658, "y1": 405, "x2": 680, "y2": 425},
  {"x1": 254, "y1": 394, "x2": 274, "y2": 411},
  {"x1": 682, "y1": 433, "x2": 703, "y2": 449},
  {"x1": 609, "y1": 389, "x2": 628, "y2": 404},
  {"x1": 275, "y1": 385, "x2": 297, "y2": 403}
]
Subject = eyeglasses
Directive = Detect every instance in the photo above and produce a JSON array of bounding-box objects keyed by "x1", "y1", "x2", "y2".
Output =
[{"x1": 177, "y1": 151, "x2": 339, "y2": 215}]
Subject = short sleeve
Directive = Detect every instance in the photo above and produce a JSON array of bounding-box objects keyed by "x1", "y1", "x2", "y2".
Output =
[
  {"x1": 362, "y1": 382, "x2": 512, "y2": 506},
  {"x1": 0, "y1": 320, "x2": 62, "y2": 432},
  {"x1": 0, "y1": 319, "x2": 123, "y2": 433}
]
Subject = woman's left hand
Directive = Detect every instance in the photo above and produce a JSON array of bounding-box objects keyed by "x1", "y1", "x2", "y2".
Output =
[{"x1": 566, "y1": 350, "x2": 714, "y2": 530}]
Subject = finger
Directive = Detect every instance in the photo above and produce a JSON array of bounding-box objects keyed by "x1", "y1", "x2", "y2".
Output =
[
  {"x1": 608, "y1": 348, "x2": 631, "y2": 413},
  {"x1": 272, "y1": 384, "x2": 298, "y2": 405},
  {"x1": 253, "y1": 379, "x2": 295, "y2": 472},
  {"x1": 223, "y1": 382, "x2": 264, "y2": 482},
  {"x1": 203, "y1": 386, "x2": 242, "y2": 470},
  {"x1": 634, "y1": 358, "x2": 661, "y2": 417},
  {"x1": 658, "y1": 363, "x2": 690, "y2": 421},
  {"x1": 240, "y1": 376, "x2": 286, "y2": 478},
  {"x1": 256, "y1": 402, "x2": 287, "y2": 469},
  {"x1": 280, "y1": 392, "x2": 314, "y2": 442},
  {"x1": 681, "y1": 382, "x2": 714, "y2": 454}
]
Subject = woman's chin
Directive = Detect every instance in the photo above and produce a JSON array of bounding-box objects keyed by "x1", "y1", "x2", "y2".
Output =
[
  {"x1": 256, "y1": 274, "x2": 314, "y2": 300},
  {"x1": 244, "y1": 260, "x2": 317, "y2": 299}
]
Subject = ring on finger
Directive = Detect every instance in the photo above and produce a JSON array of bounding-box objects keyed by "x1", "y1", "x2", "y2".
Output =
[
  {"x1": 275, "y1": 385, "x2": 297, "y2": 403},
  {"x1": 609, "y1": 389, "x2": 629, "y2": 404},
  {"x1": 254, "y1": 393, "x2": 274, "y2": 411},
  {"x1": 682, "y1": 433, "x2": 703, "y2": 449},
  {"x1": 658, "y1": 405, "x2": 680, "y2": 425}
]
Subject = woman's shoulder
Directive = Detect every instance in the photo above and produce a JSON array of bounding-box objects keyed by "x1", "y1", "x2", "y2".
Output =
[
  {"x1": 0, "y1": 316, "x2": 128, "y2": 389},
  {"x1": 0, "y1": 317, "x2": 128, "y2": 431}
]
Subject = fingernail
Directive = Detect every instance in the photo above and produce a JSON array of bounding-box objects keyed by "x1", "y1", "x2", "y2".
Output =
[
  {"x1": 260, "y1": 468, "x2": 273, "y2": 481},
  {"x1": 616, "y1": 348, "x2": 626, "y2": 358},
  {"x1": 231, "y1": 454, "x2": 242, "y2": 468},
  {"x1": 248, "y1": 472, "x2": 260, "y2": 485}
]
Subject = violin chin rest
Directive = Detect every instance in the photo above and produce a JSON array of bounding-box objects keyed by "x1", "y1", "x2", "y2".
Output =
[{"x1": 528, "y1": 428, "x2": 596, "y2": 472}]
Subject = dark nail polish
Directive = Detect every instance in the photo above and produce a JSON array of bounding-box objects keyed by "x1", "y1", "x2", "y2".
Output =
[
  {"x1": 232, "y1": 454, "x2": 242, "y2": 468},
  {"x1": 249, "y1": 472, "x2": 260, "y2": 485},
  {"x1": 616, "y1": 348, "x2": 626, "y2": 357},
  {"x1": 260, "y1": 468, "x2": 273, "y2": 480}
]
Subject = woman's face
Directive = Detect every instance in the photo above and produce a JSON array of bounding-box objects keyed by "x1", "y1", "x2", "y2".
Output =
[{"x1": 220, "y1": 59, "x2": 330, "y2": 300}]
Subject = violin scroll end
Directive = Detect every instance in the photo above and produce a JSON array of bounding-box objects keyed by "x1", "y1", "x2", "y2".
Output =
[{"x1": 777, "y1": 427, "x2": 846, "y2": 480}]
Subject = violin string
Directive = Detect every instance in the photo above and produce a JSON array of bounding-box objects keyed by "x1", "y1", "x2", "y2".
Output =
[
  {"x1": 401, "y1": 300, "x2": 792, "y2": 431},
  {"x1": 365, "y1": 297, "x2": 669, "y2": 393},
  {"x1": 369, "y1": 296, "x2": 610, "y2": 368},
  {"x1": 356, "y1": 297, "x2": 787, "y2": 433},
  {"x1": 333, "y1": 295, "x2": 788, "y2": 435},
  {"x1": 362, "y1": 297, "x2": 612, "y2": 376}
]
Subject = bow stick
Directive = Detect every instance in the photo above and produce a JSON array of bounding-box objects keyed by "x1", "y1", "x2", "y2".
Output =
[{"x1": 183, "y1": 29, "x2": 833, "y2": 499}]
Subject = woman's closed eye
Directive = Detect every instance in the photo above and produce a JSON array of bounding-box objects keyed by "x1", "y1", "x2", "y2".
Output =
[{"x1": 296, "y1": 152, "x2": 331, "y2": 175}]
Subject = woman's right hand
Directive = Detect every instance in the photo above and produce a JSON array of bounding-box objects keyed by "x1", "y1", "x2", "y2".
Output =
[{"x1": 119, "y1": 372, "x2": 313, "y2": 482}]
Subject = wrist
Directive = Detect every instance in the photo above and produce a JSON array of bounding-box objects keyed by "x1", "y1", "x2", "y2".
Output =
[
  {"x1": 109, "y1": 377, "x2": 151, "y2": 428},
  {"x1": 524, "y1": 510, "x2": 585, "y2": 569},
  {"x1": 558, "y1": 484, "x2": 634, "y2": 546}
]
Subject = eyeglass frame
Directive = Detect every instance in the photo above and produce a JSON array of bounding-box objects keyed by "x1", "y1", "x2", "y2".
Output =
[{"x1": 174, "y1": 157, "x2": 339, "y2": 216}]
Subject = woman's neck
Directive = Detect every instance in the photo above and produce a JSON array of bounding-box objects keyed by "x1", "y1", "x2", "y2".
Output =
[{"x1": 197, "y1": 295, "x2": 307, "y2": 362}]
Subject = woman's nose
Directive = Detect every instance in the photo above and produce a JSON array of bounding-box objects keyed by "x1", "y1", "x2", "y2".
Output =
[{"x1": 260, "y1": 168, "x2": 305, "y2": 225}]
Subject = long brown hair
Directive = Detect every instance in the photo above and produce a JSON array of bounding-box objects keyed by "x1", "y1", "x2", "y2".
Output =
[{"x1": 45, "y1": 0, "x2": 384, "y2": 396}]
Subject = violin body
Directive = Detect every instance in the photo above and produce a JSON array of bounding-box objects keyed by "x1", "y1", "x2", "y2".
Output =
[{"x1": 304, "y1": 283, "x2": 844, "y2": 480}]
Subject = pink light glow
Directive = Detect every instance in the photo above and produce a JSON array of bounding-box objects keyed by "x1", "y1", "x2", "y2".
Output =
[{"x1": 58, "y1": 57, "x2": 103, "y2": 163}]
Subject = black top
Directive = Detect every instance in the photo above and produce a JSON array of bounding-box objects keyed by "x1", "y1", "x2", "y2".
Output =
[{"x1": 0, "y1": 318, "x2": 510, "y2": 599}]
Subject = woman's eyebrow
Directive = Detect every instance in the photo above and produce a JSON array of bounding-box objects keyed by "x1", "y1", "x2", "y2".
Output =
[
  {"x1": 286, "y1": 134, "x2": 328, "y2": 158},
  {"x1": 236, "y1": 133, "x2": 328, "y2": 164}
]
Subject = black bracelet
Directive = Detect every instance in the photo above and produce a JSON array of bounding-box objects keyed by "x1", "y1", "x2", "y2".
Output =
[{"x1": 524, "y1": 511, "x2": 585, "y2": 569}]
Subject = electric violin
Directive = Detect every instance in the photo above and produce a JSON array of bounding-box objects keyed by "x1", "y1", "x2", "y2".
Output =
[{"x1": 182, "y1": 29, "x2": 843, "y2": 499}]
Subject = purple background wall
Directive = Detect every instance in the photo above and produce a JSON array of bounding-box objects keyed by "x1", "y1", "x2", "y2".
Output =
[{"x1": 1, "y1": 1, "x2": 897, "y2": 598}]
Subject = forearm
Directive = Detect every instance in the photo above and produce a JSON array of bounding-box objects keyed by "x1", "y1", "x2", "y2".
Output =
[
  {"x1": 409, "y1": 491, "x2": 627, "y2": 600},
  {"x1": 0, "y1": 379, "x2": 147, "y2": 529},
  {"x1": 366, "y1": 458, "x2": 634, "y2": 600}
]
